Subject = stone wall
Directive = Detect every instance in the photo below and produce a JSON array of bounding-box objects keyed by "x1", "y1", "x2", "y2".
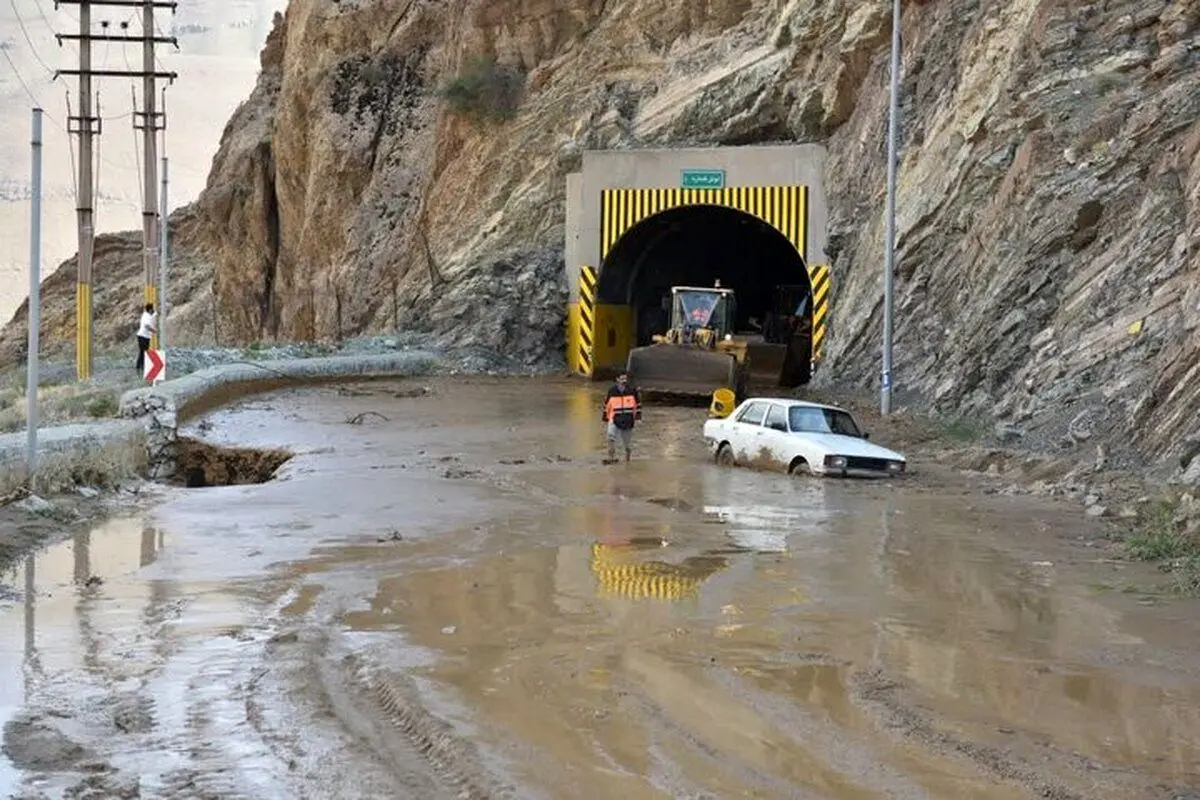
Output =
[{"x1": 119, "y1": 351, "x2": 439, "y2": 480}]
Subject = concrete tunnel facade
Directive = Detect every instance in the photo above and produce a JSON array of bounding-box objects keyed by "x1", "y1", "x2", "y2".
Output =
[{"x1": 563, "y1": 144, "x2": 831, "y2": 381}]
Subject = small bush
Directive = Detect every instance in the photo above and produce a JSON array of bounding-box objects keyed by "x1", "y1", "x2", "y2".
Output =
[
  {"x1": 57, "y1": 390, "x2": 120, "y2": 420},
  {"x1": 84, "y1": 394, "x2": 119, "y2": 418},
  {"x1": 1124, "y1": 496, "x2": 1200, "y2": 597},
  {"x1": 1126, "y1": 500, "x2": 1194, "y2": 561},
  {"x1": 439, "y1": 56, "x2": 524, "y2": 124},
  {"x1": 936, "y1": 415, "x2": 988, "y2": 443},
  {"x1": 0, "y1": 434, "x2": 146, "y2": 497}
]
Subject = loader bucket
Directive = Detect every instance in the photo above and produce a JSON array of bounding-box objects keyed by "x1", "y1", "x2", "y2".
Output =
[
  {"x1": 744, "y1": 341, "x2": 787, "y2": 385},
  {"x1": 739, "y1": 337, "x2": 810, "y2": 389},
  {"x1": 626, "y1": 344, "x2": 741, "y2": 400}
]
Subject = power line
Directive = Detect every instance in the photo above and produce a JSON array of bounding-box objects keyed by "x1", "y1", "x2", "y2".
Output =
[
  {"x1": 65, "y1": 87, "x2": 129, "y2": 168},
  {"x1": 33, "y1": 0, "x2": 70, "y2": 30},
  {"x1": 99, "y1": 22, "x2": 110, "y2": 70},
  {"x1": 64, "y1": 88, "x2": 79, "y2": 202},
  {"x1": 130, "y1": 85, "x2": 143, "y2": 210},
  {"x1": 150, "y1": 12, "x2": 171, "y2": 71},
  {"x1": 9, "y1": 0, "x2": 57, "y2": 74},
  {"x1": 33, "y1": 0, "x2": 53, "y2": 27},
  {"x1": 95, "y1": 93, "x2": 103, "y2": 229},
  {"x1": 0, "y1": 42, "x2": 63, "y2": 128}
]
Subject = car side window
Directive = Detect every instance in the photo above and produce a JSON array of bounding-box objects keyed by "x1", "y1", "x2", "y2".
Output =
[
  {"x1": 789, "y1": 407, "x2": 824, "y2": 433},
  {"x1": 737, "y1": 402, "x2": 766, "y2": 426},
  {"x1": 765, "y1": 404, "x2": 788, "y2": 432}
]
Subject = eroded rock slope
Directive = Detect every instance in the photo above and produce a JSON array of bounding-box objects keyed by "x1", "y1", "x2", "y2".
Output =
[{"x1": 2, "y1": 0, "x2": 1197, "y2": 468}]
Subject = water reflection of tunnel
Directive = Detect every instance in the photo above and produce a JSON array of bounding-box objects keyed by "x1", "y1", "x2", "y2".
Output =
[{"x1": 596, "y1": 205, "x2": 813, "y2": 348}]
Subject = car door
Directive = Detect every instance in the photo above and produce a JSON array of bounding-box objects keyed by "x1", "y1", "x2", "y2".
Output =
[
  {"x1": 761, "y1": 402, "x2": 793, "y2": 470},
  {"x1": 730, "y1": 401, "x2": 768, "y2": 461}
]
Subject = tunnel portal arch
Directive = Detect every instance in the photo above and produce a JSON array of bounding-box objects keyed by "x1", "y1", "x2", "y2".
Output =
[
  {"x1": 597, "y1": 203, "x2": 813, "y2": 350},
  {"x1": 565, "y1": 174, "x2": 831, "y2": 382}
]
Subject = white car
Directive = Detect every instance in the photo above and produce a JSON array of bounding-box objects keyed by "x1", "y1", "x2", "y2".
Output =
[{"x1": 702, "y1": 398, "x2": 907, "y2": 478}]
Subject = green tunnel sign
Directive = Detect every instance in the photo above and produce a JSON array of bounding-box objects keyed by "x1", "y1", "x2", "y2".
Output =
[{"x1": 681, "y1": 169, "x2": 726, "y2": 189}]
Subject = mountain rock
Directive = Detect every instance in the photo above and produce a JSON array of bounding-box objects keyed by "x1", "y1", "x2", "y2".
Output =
[{"x1": 1, "y1": 0, "x2": 1197, "y2": 470}]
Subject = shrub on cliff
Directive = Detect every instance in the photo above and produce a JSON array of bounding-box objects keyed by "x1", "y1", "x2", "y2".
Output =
[{"x1": 439, "y1": 56, "x2": 524, "y2": 124}]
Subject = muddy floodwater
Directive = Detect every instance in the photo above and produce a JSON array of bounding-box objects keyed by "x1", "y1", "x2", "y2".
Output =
[{"x1": 2, "y1": 377, "x2": 1200, "y2": 799}]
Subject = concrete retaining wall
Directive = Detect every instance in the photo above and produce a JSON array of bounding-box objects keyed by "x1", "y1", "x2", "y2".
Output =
[
  {"x1": 118, "y1": 351, "x2": 440, "y2": 480},
  {"x1": 0, "y1": 420, "x2": 147, "y2": 496},
  {"x1": 0, "y1": 351, "x2": 439, "y2": 494}
]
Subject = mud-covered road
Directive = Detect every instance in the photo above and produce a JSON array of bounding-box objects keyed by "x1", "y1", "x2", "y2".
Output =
[{"x1": 3, "y1": 377, "x2": 1200, "y2": 799}]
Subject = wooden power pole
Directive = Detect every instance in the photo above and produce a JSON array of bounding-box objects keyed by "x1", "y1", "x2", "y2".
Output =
[{"x1": 55, "y1": 0, "x2": 177, "y2": 377}]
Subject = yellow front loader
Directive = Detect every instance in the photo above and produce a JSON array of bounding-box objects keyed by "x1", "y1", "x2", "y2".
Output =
[
  {"x1": 625, "y1": 286, "x2": 750, "y2": 401},
  {"x1": 626, "y1": 283, "x2": 814, "y2": 403}
]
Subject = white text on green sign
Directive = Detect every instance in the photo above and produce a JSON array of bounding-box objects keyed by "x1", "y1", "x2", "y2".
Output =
[{"x1": 681, "y1": 169, "x2": 726, "y2": 189}]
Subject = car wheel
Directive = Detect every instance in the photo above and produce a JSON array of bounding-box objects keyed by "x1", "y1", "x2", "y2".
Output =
[
  {"x1": 715, "y1": 443, "x2": 735, "y2": 467},
  {"x1": 788, "y1": 458, "x2": 810, "y2": 477}
]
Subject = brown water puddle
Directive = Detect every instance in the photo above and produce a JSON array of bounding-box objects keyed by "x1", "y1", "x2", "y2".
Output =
[
  {"x1": 198, "y1": 377, "x2": 1199, "y2": 799},
  {"x1": 323, "y1": 482, "x2": 1200, "y2": 799},
  {"x1": 6, "y1": 377, "x2": 1198, "y2": 799}
]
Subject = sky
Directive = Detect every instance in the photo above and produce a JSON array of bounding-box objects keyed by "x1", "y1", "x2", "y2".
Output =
[{"x1": 0, "y1": 0, "x2": 287, "y2": 325}]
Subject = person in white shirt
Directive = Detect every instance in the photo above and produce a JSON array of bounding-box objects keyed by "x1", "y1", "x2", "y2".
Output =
[{"x1": 136, "y1": 303, "x2": 156, "y2": 374}]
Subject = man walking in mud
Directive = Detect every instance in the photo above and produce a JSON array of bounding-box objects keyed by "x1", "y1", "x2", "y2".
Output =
[{"x1": 602, "y1": 372, "x2": 642, "y2": 464}]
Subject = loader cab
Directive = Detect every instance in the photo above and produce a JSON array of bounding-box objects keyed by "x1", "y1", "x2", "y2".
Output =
[{"x1": 670, "y1": 286, "x2": 737, "y2": 341}]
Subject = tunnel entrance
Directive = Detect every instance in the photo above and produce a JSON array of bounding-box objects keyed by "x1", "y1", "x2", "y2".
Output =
[{"x1": 596, "y1": 204, "x2": 814, "y2": 384}]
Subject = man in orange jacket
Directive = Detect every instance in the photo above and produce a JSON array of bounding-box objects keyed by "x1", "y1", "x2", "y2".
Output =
[{"x1": 602, "y1": 372, "x2": 642, "y2": 464}]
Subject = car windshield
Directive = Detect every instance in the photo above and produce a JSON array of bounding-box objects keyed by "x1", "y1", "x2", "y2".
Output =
[{"x1": 788, "y1": 406, "x2": 863, "y2": 437}]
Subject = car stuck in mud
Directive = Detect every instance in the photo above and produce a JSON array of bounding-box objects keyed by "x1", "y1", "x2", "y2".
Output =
[{"x1": 704, "y1": 397, "x2": 907, "y2": 477}]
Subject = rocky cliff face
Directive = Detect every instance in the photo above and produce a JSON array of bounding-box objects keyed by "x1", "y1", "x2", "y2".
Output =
[{"x1": 4, "y1": 0, "x2": 1198, "y2": 469}]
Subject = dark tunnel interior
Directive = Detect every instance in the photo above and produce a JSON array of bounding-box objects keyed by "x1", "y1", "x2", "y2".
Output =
[{"x1": 596, "y1": 205, "x2": 812, "y2": 346}]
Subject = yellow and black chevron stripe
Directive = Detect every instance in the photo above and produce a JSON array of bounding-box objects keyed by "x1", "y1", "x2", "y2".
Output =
[
  {"x1": 809, "y1": 264, "x2": 830, "y2": 364},
  {"x1": 577, "y1": 266, "x2": 597, "y2": 377},
  {"x1": 590, "y1": 544, "x2": 728, "y2": 602},
  {"x1": 600, "y1": 186, "x2": 808, "y2": 261}
]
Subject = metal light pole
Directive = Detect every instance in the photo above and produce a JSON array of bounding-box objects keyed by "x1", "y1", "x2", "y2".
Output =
[
  {"x1": 881, "y1": 0, "x2": 901, "y2": 415},
  {"x1": 27, "y1": 109, "x2": 43, "y2": 489}
]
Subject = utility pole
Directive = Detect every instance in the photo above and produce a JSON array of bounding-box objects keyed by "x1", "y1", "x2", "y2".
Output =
[
  {"x1": 881, "y1": 0, "x2": 901, "y2": 415},
  {"x1": 138, "y1": 0, "x2": 161, "y2": 349},
  {"x1": 60, "y1": 1, "x2": 98, "y2": 380},
  {"x1": 54, "y1": 0, "x2": 178, "y2": 375},
  {"x1": 159, "y1": 154, "x2": 168, "y2": 352}
]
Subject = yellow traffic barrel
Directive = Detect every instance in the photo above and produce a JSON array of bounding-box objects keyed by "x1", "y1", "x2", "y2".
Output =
[{"x1": 709, "y1": 387, "x2": 736, "y2": 418}]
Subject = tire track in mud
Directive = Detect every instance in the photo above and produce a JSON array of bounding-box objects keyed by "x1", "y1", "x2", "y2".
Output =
[
  {"x1": 619, "y1": 687, "x2": 822, "y2": 798},
  {"x1": 147, "y1": 630, "x2": 287, "y2": 800},
  {"x1": 614, "y1": 648, "x2": 829, "y2": 798},
  {"x1": 609, "y1": 646, "x2": 1181, "y2": 799},
  {"x1": 846, "y1": 668, "x2": 1182, "y2": 800},
  {"x1": 703, "y1": 660, "x2": 932, "y2": 799},
  {"x1": 363, "y1": 666, "x2": 509, "y2": 799},
  {"x1": 308, "y1": 631, "x2": 519, "y2": 800}
]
